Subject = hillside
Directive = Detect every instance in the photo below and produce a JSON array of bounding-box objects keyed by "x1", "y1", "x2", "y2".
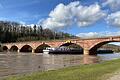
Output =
[
  {"x1": 0, "y1": 21, "x2": 77, "y2": 43},
  {"x1": 99, "y1": 44, "x2": 120, "y2": 53}
]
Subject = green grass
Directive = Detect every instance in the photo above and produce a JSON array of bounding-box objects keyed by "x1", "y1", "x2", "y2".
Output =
[{"x1": 3, "y1": 59, "x2": 120, "y2": 80}]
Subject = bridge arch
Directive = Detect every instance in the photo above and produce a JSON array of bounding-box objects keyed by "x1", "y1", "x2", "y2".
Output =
[
  {"x1": 20, "y1": 45, "x2": 33, "y2": 52},
  {"x1": 59, "y1": 42, "x2": 83, "y2": 54},
  {"x1": 89, "y1": 41, "x2": 119, "y2": 55},
  {"x1": 60, "y1": 42, "x2": 83, "y2": 48},
  {"x1": 35, "y1": 44, "x2": 50, "y2": 53},
  {"x1": 3, "y1": 46, "x2": 8, "y2": 51},
  {"x1": 10, "y1": 45, "x2": 18, "y2": 52}
]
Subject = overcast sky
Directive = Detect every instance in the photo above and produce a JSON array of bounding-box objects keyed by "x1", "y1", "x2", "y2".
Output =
[{"x1": 0, "y1": 0, "x2": 120, "y2": 39}]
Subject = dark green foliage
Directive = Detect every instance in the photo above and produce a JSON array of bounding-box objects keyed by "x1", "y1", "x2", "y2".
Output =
[{"x1": 0, "y1": 21, "x2": 76, "y2": 43}]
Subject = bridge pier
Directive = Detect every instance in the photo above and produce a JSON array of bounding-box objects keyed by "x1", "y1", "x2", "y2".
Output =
[
  {"x1": 84, "y1": 48, "x2": 97, "y2": 55},
  {"x1": 83, "y1": 48, "x2": 98, "y2": 64},
  {"x1": 32, "y1": 49, "x2": 35, "y2": 53},
  {"x1": 84, "y1": 48, "x2": 90, "y2": 55},
  {"x1": 18, "y1": 49, "x2": 20, "y2": 53}
]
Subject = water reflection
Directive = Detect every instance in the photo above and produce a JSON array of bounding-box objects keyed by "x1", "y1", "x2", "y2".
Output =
[
  {"x1": 0, "y1": 52, "x2": 119, "y2": 77},
  {"x1": 83, "y1": 55, "x2": 100, "y2": 64}
]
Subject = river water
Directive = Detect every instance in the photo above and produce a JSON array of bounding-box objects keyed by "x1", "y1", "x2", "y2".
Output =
[{"x1": 0, "y1": 52, "x2": 120, "y2": 77}]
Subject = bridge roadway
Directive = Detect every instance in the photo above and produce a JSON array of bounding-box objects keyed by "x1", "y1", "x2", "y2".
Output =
[{"x1": 2, "y1": 36, "x2": 120, "y2": 55}]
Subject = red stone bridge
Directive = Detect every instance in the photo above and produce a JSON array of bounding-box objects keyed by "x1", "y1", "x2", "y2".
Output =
[{"x1": 2, "y1": 36, "x2": 120, "y2": 55}]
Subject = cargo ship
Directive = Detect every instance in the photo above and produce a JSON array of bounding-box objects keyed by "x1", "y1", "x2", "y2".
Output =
[{"x1": 43, "y1": 47, "x2": 83, "y2": 54}]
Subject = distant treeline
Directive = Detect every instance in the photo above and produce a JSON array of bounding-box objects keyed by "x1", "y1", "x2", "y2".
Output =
[
  {"x1": 0, "y1": 21, "x2": 76, "y2": 43},
  {"x1": 99, "y1": 44, "x2": 120, "y2": 53}
]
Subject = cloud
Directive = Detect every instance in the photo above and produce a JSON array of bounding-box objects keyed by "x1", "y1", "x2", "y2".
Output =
[
  {"x1": 102, "y1": 0, "x2": 120, "y2": 11},
  {"x1": 76, "y1": 31, "x2": 120, "y2": 38},
  {"x1": 41, "y1": 2, "x2": 76, "y2": 30},
  {"x1": 26, "y1": 24, "x2": 35, "y2": 27},
  {"x1": 76, "y1": 32, "x2": 100, "y2": 38},
  {"x1": 106, "y1": 11, "x2": 120, "y2": 27},
  {"x1": 41, "y1": 1, "x2": 106, "y2": 30},
  {"x1": 19, "y1": 21, "x2": 26, "y2": 25},
  {"x1": 76, "y1": 3, "x2": 106, "y2": 27}
]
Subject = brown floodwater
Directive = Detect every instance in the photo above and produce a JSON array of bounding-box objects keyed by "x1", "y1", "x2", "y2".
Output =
[{"x1": 0, "y1": 52, "x2": 120, "y2": 77}]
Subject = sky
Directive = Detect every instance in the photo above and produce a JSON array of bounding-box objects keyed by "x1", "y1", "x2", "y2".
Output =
[{"x1": 0, "y1": 0, "x2": 120, "y2": 39}]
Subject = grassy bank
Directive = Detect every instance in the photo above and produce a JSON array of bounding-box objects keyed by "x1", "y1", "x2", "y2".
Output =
[{"x1": 3, "y1": 59, "x2": 120, "y2": 80}]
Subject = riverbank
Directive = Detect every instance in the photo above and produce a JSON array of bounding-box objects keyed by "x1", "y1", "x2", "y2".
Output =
[
  {"x1": 2, "y1": 58, "x2": 120, "y2": 80},
  {"x1": 107, "y1": 70, "x2": 120, "y2": 80}
]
